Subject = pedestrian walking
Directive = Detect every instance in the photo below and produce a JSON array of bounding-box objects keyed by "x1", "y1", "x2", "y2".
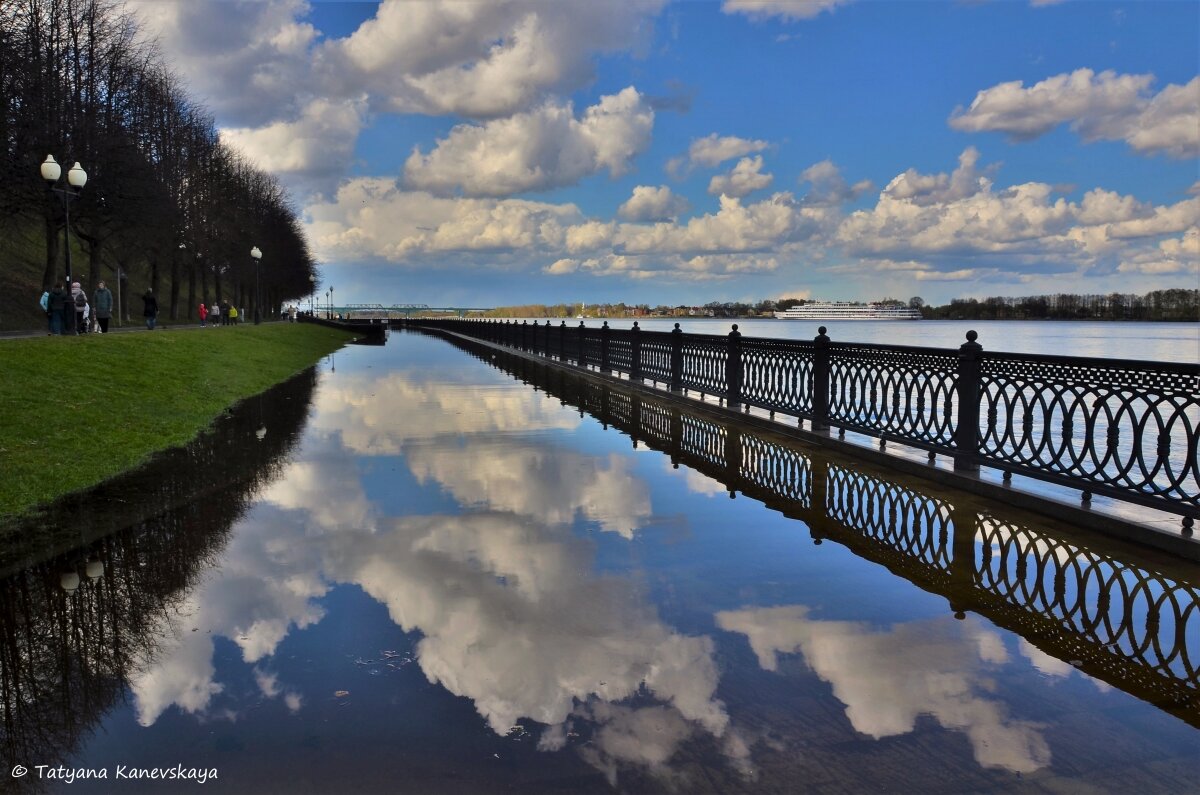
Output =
[
  {"x1": 229, "y1": 305, "x2": 239, "y2": 324},
  {"x1": 93, "y1": 281, "x2": 113, "y2": 333},
  {"x1": 210, "y1": 301, "x2": 221, "y2": 326},
  {"x1": 142, "y1": 288, "x2": 159, "y2": 330},
  {"x1": 40, "y1": 289, "x2": 51, "y2": 333},
  {"x1": 70, "y1": 282, "x2": 88, "y2": 334},
  {"x1": 199, "y1": 302, "x2": 208, "y2": 327},
  {"x1": 47, "y1": 282, "x2": 68, "y2": 335}
]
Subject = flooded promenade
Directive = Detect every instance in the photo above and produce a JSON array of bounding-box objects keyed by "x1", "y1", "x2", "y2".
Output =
[{"x1": 2, "y1": 329, "x2": 1197, "y2": 793}]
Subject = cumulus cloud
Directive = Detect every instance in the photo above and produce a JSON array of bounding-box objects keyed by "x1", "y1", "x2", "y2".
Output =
[
  {"x1": 405, "y1": 443, "x2": 653, "y2": 538},
  {"x1": 131, "y1": 0, "x2": 319, "y2": 127},
  {"x1": 403, "y1": 88, "x2": 655, "y2": 197},
  {"x1": 306, "y1": 178, "x2": 584, "y2": 262},
  {"x1": 670, "y1": 133, "x2": 770, "y2": 176},
  {"x1": 883, "y1": 147, "x2": 991, "y2": 206},
  {"x1": 325, "y1": 0, "x2": 667, "y2": 118},
  {"x1": 708, "y1": 156, "x2": 774, "y2": 198},
  {"x1": 219, "y1": 97, "x2": 369, "y2": 197},
  {"x1": 799, "y1": 160, "x2": 874, "y2": 206},
  {"x1": 716, "y1": 606, "x2": 1051, "y2": 774},
  {"x1": 618, "y1": 186, "x2": 691, "y2": 221},
  {"x1": 721, "y1": 0, "x2": 852, "y2": 22},
  {"x1": 950, "y1": 69, "x2": 1200, "y2": 158}
]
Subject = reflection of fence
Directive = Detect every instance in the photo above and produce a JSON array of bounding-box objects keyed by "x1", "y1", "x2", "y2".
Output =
[
  {"x1": 442, "y1": 335, "x2": 1200, "y2": 728},
  {"x1": 411, "y1": 319, "x2": 1200, "y2": 530}
]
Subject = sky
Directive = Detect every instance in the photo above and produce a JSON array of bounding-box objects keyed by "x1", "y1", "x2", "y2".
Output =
[{"x1": 131, "y1": 0, "x2": 1200, "y2": 308}]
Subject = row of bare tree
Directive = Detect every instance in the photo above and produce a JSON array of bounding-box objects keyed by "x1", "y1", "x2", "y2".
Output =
[{"x1": 0, "y1": 0, "x2": 316, "y2": 322}]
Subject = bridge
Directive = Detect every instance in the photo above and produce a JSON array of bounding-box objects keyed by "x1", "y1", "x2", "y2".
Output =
[{"x1": 315, "y1": 303, "x2": 492, "y2": 319}]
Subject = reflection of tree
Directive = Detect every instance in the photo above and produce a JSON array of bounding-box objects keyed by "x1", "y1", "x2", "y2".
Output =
[
  {"x1": 431, "y1": 332, "x2": 1200, "y2": 729},
  {"x1": 0, "y1": 368, "x2": 320, "y2": 779}
]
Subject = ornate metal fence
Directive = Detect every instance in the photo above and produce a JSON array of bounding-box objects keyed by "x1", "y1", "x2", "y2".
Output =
[
  {"x1": 410, "y1": 318, "x2": 1200, "y2": 531},
  {"x1": 442, "y1": 339, "x2": 1200, "y2": 726}
]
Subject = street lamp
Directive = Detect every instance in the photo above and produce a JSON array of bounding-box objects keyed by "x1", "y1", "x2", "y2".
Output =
[
  {"x1": 251, "y1": 246, "x2": 263, "y2": 324},
  {"x1": 329, "y1": 285, "x2": 334, "y2": 320},
  {"x1": 309, "y1": 274, "x2": 316, "y2": 318},
  {"x1": 325, "y1": 288, "x2": 330, "y2": 320},
  {"x1": 41, "y1": 155, "x2": 87, "y2": 334}
]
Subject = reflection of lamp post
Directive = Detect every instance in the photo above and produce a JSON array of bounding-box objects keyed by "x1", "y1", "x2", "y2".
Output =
[
  {"x1": 41, "y1": 155, "x2": 87, "y2": 334},
  {"x1": 251, "y1": 246, "x2": 263, "y2": 324}
]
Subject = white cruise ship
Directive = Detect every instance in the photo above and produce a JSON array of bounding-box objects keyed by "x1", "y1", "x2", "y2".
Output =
[{"x1": 774, "y1": 301, "x2": 923, "y2": 320}]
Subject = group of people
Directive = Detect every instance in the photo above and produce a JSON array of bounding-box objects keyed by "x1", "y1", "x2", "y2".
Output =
[
  {"x1": 197, "y1": 300, "x2": 243, "y2": 327},
  {"x1": 41, "y1": 280, "x2": 113, "y2": 335},
  {"x1": 41, "y1": 280, "x2": 251, "y2": 334}
]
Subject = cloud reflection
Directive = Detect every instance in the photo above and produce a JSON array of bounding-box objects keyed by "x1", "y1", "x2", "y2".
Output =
[{"x1": 716, "y1": 605, "x2": 1052, "y2": 774}]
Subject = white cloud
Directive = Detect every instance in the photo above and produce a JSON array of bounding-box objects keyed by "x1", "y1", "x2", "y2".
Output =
[
  {"x1": 708, "y1": 156, "x2": 774, "y2": 198},
  {"x1": 799, "y1": 160, "x2": 874, "y2": 206},
  {"x1": 680, "y1": 133, "x2": 770, "y2": 171},
  {"x1": 716, "y1": 606, "x2": 1052, "y2": 774},
  {"x1": 403, "y1": 88, "x2": 655, "y2": 197},
  {"x1": 950, "y1": 69, "x2": 1200, "y2": 158},
  {"x1": 219, "y1": 97, "x2": 368, "y2": 197},
  {"x1": 618, "y1": 192, "x2": 824, "y2": 255},
  {"x1": 306, "y1": 179, "x2": 583, "y2": 261},
  {"x1": 618, "y1": 186, "x2": 691, "y2": 222},
  {"x1": 405, "y1": 443, "x2": 652, "y2": 538},
  {"x1": 883, "y1": 147, "x2": 991, "y2": 206},
  {"x1": 130, "y1": 0, "x2": 318, "y2": 127},
  {"x1": 326, "y1": 0, "x2": 667, "y2": 118},
  {"x1": 721, "y1": 0, "x2": 852, "y2": 22}
]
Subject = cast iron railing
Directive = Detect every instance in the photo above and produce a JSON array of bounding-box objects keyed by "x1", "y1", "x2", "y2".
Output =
[
  {"x1": 410, "y1": 318, "x2": 1200, "y2": 531},
  {"x1": 439, "y1": 338, "x2": 1200, "y2": 727}
]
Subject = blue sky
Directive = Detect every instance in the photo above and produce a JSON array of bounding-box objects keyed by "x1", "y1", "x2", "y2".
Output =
[{"x1": 134, "y1": 1, "x2": 1198, "y2": 307}]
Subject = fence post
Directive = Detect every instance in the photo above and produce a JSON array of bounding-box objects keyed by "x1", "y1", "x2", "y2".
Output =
[
  {"x1": 578, "y1": 321, "x2": 588, "y2": 369},
  {"x1": 726, "y1": 427, "x2": 742, "y2": 498},
  {"x1": 669, "y1": 322, "x2": 683, "y2": 392},
  {"x1": 630, "y1": 321, "x2": 642, "y2": 382},
  {"x1": 727, "y1": 324, "x2": 743, "y2": 409},
  {"x1": 813, "y1": 326, "x2": 830, "y2": 431},
  {"x1": 600, "y1": 321, "x2": 611, "y2": 372},
  {"x1": 559, "y1": 320, "x2": 567, "y2": 361},
  {"x1": 954, "y1": 330, "x2": 983, "y2": 472}
]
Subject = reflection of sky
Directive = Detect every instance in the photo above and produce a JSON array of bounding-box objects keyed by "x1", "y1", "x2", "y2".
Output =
[
  {"x1": 716, "y1": 606, "x2": 1051, "y2": 774},
  {"x1": 97, "y1": 337, "x2": 1199, "y2": 790}
]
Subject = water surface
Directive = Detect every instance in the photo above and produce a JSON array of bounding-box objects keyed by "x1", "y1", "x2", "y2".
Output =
[{"x1": 2, "y1": 331, "x2": 1197, "y2": 793}]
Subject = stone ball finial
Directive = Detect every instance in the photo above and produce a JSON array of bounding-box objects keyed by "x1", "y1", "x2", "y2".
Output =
[
  {"x1": 966, "y1": 330, "x2": 978, "y2": 342},
  {"x1": 818, "y1": 326, "x2": 827, "y2": 335},
  {"x1": 674, "y1": 322, "x2": 681, "y2": 330},
  {"x1": 731, "y1": 323, "x2": 739, "y2": 331}
]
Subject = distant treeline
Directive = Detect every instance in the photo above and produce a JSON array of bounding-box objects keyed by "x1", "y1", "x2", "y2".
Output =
[
  {"x1": 483, "y1": 289, "x2": 1199, "y2": 322},
  {"x1": 917, "y1": 289, "x2": 1198, "y2": 321},
  {"x1": 0, "y1": 0, "x2": 316, "y2": 325}
]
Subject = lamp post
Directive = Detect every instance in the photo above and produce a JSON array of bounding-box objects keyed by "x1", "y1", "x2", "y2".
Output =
[
  {"x1": 329, "y1": 285, "x2": 334, "y2": 320},
  {"x1": 41, "y1": 155, "x2": 87, "y2": 334},
  {"x1": 325, "y1": 289, "x2": 330, "y2": 320},
  {"x1": 251, "y1": 246, "x2": 263, "y2": 324},
  {"x1": 308, "y1": 274, "x2": 316, "y2": 318}
]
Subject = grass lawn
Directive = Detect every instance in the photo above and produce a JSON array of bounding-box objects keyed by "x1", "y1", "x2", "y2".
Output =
[{"x1": 0, "y1": 323, "x2": 355, "y2": 517}]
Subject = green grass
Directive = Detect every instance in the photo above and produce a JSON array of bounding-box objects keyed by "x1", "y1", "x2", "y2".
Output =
[{"x1": 0, "y1": 323, "x2": 355, "y2": 517}]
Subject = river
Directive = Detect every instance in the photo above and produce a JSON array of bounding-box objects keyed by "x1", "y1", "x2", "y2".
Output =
[
  {"x1": 1, "y1": 329, "x2": 1196, "y2": 793},
  {"x1": 494, "y1": 318, "x2": 1200, "y2": 362}
]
